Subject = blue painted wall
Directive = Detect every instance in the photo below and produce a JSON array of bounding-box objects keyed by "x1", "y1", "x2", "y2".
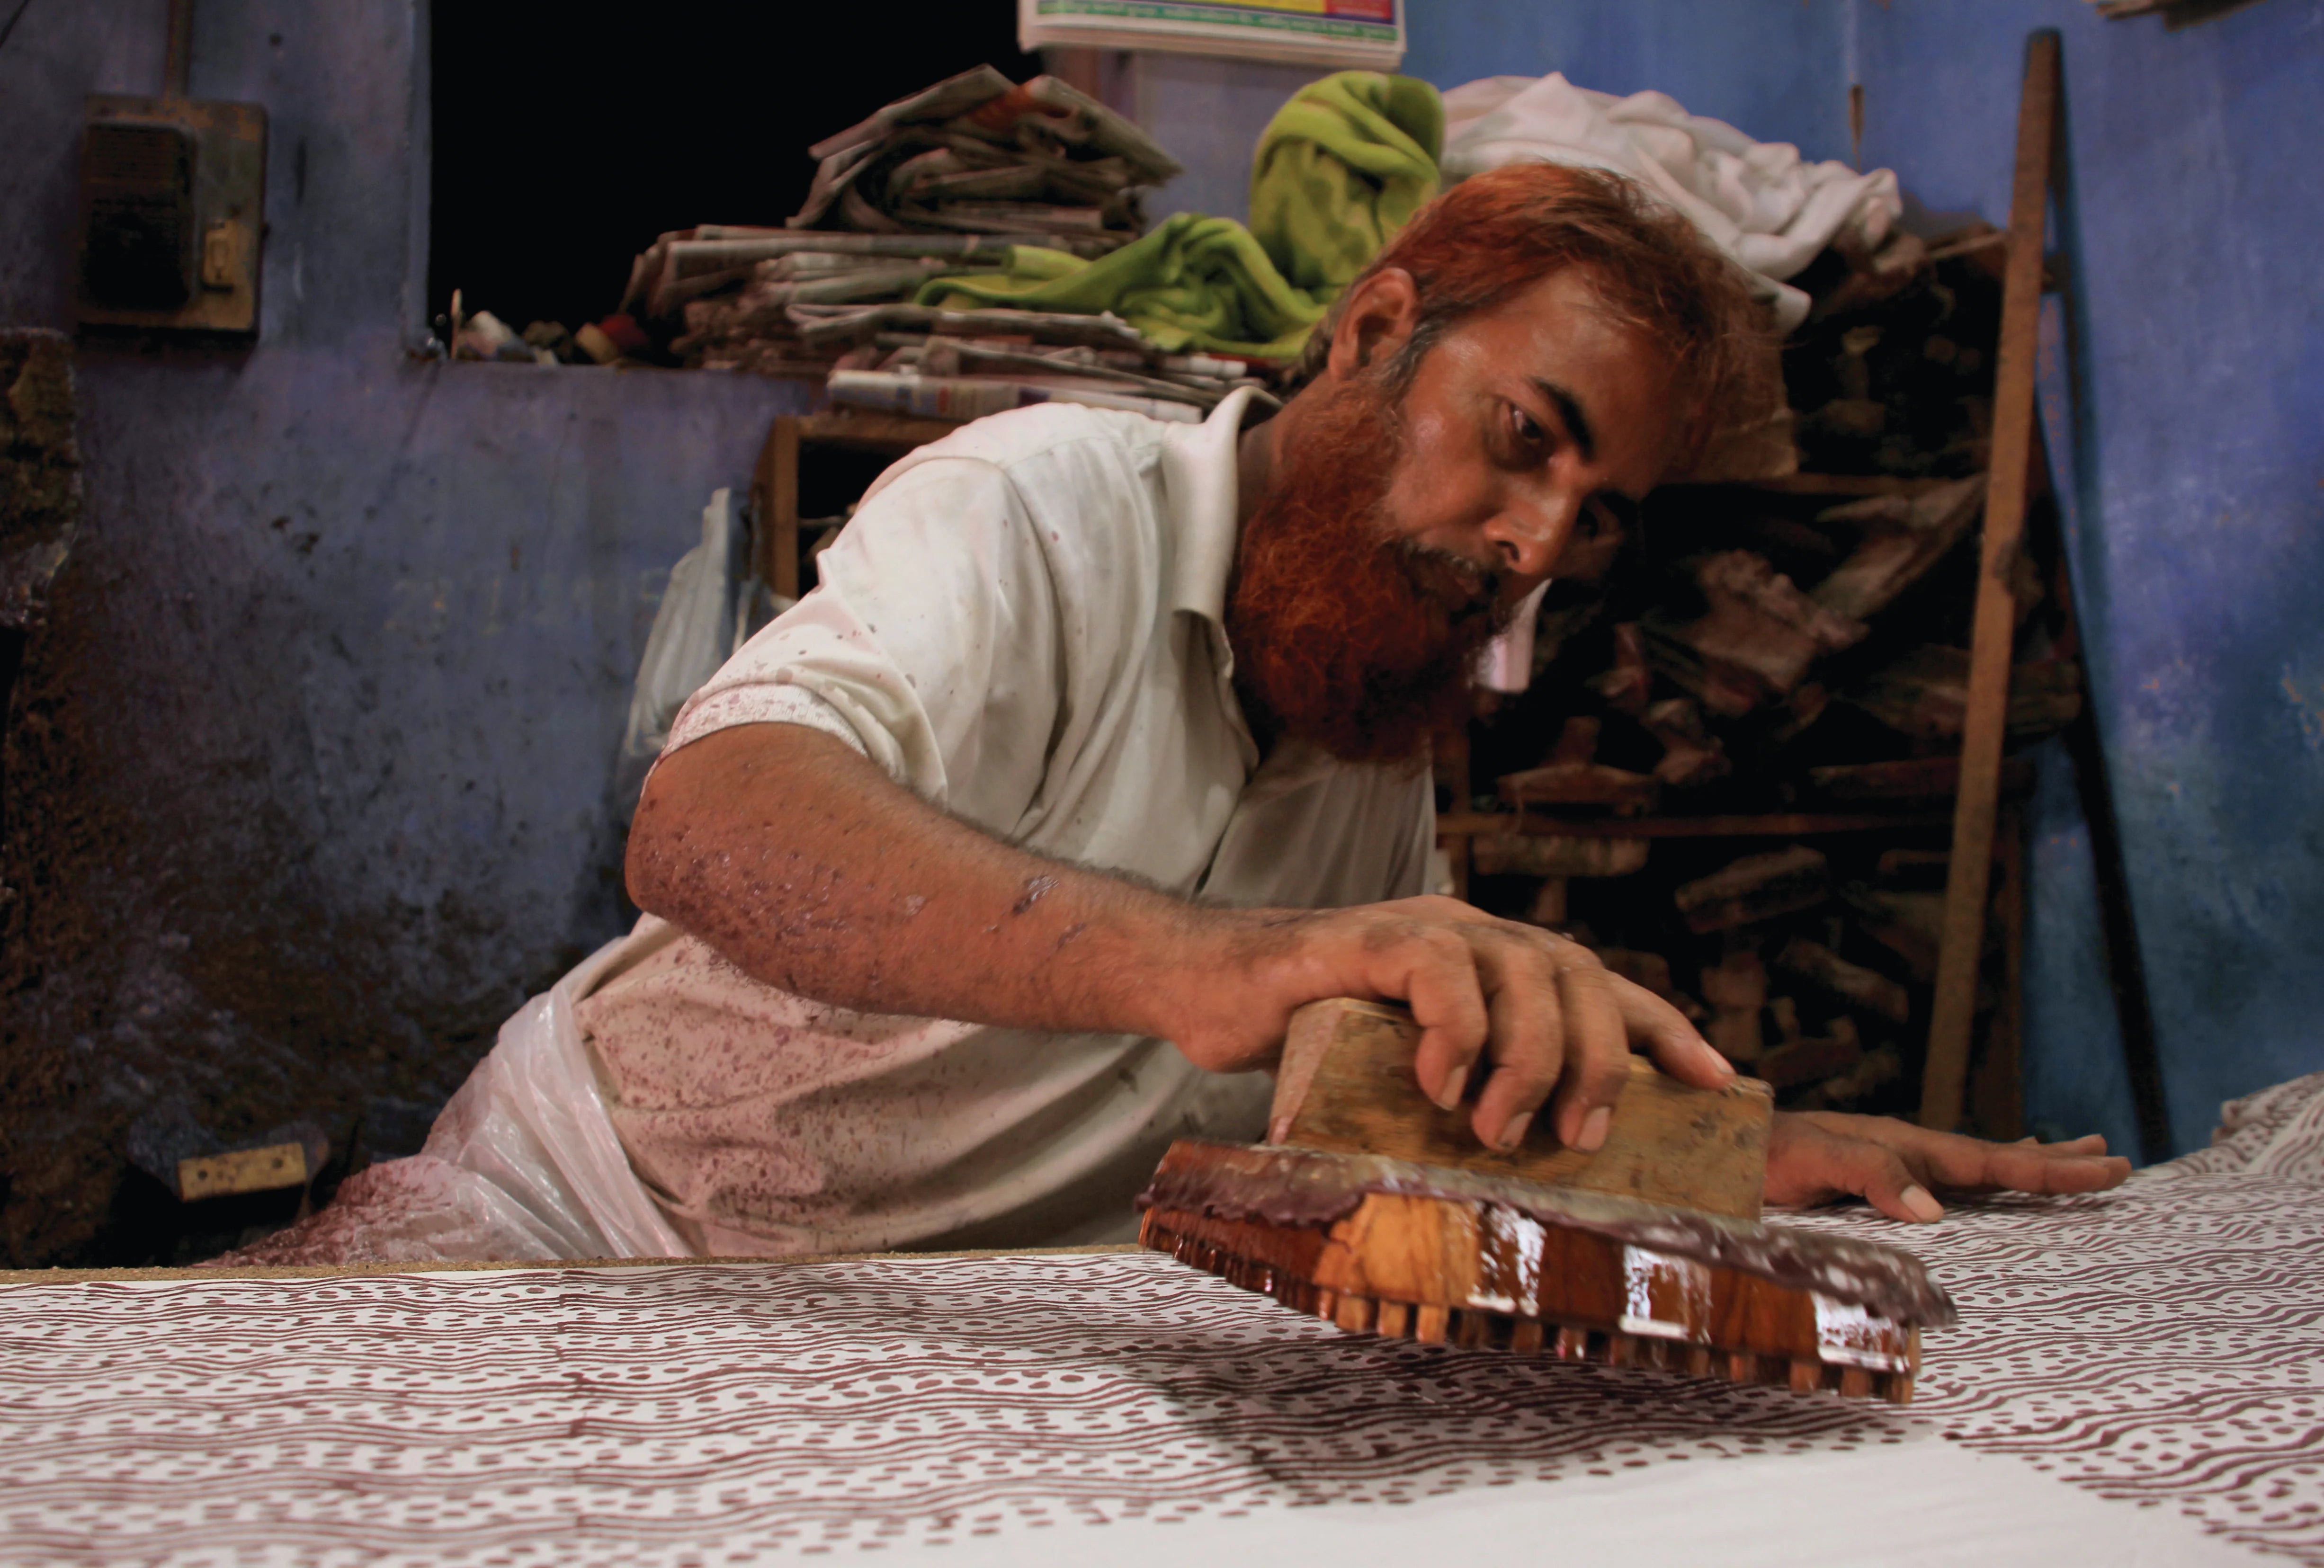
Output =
[
  {"x1": 0, "y1": 0, "x2": 812, "y2": 1262},
  {"x1": 1137, "y1": 54, "x2": 1327, "y2": 224},
  {"x1": 1143, "y1": 0, "x2": 2323, "y2": 1154},
  {"x1": 1852, "y1": 0, "x2": 2324, "y2": 1151}
]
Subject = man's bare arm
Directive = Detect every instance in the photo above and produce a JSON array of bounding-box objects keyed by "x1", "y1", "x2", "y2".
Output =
[
  {"x1": 626, "y1": 722, "x2": 1204, "y2": 1041},
  {"x1": 623, "y1": 722, "x2": 2131, "y2": 1220},
  {"x1": 625, "y1": 722, "x2": 1722, "y2": 1153}
]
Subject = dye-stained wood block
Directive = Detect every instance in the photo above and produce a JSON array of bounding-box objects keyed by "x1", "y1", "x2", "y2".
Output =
[
  {"x1": 1141, "y1": 1179, "x2": 1923, "y2": 1405},
  {"x1": 1269, "y1": 998, "x2": 1774, "y2": 1221},
  {"x1": 176, "y1": 1141, "x2": 308, "y2": 1201}
]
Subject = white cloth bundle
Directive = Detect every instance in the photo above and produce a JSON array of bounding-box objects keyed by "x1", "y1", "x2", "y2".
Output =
[{"x1": 1441, "y1": 74, "x2": 1903, "y2": 332}]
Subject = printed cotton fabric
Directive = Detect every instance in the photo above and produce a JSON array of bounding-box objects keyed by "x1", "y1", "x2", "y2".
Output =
[{"x1": 33, "y1": 1074, "x2": 2324, "y2": 1566}]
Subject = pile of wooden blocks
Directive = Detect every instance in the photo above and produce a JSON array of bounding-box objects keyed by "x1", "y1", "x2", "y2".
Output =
[{"x1": 1452, "y1": 224, "x2": 2085, "y2": 1123}]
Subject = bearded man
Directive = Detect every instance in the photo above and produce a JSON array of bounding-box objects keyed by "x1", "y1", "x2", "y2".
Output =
[{"x1": 550, "y1": 163, "x2": 2131, "y2": 1258}]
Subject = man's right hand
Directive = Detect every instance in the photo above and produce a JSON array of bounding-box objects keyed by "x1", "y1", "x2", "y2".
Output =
[{"x1": 1159, "y1": 896, "x2": 1735, "y2": 1157}]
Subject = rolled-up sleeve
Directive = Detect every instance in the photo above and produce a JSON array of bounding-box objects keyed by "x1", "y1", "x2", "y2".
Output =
[{"x1": 661, "y1": 456, "x2": 1062, "y2": 827}]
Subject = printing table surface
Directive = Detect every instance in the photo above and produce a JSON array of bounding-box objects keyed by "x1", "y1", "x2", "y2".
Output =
[{"x1": 6, "y1": 1096, "x2": 2323, "y2": 1567}]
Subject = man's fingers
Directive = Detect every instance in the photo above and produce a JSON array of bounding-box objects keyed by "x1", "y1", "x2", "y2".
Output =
[
  {"x1": 1545, "y1": 965, "x2": 1632, "y2": 1152},
  {"x1": 1609, "y1": 977, "x2": 1734, "y2": 1089},
  {"x1": 1469, "y1": 955, "x2": 1565, "y2": 1150},
  {"x1": 1910, "y1": 1126, "x2": 2131, "y2": 1195},
  {"x1": 1981, "y1": 1148, "x2": 2132, "y2": 1195},
  {"x1": 1380, "y1": 924, "x2": 1491, "y2": 1109},
  {"x1": 1829, "y1": 1142, "x2": 1948, "y2": 1223}
]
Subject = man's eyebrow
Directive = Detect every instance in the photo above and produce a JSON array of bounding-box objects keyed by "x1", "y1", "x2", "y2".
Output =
[{"x1": 1528, "y1": 377, "x2": 1597, "y2": 463}]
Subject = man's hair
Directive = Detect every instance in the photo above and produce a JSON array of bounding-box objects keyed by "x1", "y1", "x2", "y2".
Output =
[{"x1": 1296, "y1": 162, "x2": 1779, "y2": 471}]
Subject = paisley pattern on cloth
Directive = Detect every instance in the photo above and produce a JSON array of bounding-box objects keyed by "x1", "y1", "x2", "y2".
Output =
[{"x1": 4, "y1": 1075, "x2": 2320, "y2": 1566}]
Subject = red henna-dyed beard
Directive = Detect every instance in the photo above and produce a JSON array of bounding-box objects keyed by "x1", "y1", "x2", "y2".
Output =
[{"x1": 1225, "y1": 370, "x2": 1511, "y2": 766}]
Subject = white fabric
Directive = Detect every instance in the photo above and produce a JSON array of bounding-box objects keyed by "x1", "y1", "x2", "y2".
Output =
[
  {"x1": 1441, "y1": 73, "x2": 1903, "y2": 332},
  {"x1": 930, "y1": 1441, "x2": 2260, "y2": 1568},
  {"x1": 1475, "y1": 578, "x2": 1551, "y2": 694},
  {"x1": 547, "y1": 389, "x2": 1434, "y2": 1258},
  {"x1": 614, "y1": 488, "x2": 755, "y2": 819}
]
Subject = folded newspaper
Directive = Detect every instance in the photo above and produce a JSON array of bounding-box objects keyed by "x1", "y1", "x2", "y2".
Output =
[{"x1": 614, "y1": 68, "x2": 1213, "y2": 392}]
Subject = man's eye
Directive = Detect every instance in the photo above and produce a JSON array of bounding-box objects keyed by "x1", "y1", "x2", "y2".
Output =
[
  {"x1": 1510, "y1": 405, "x2": 1547, "y2": 451},
  {"x1": 1586, "y1": 493, "x2": 1638, "y2": 541}
]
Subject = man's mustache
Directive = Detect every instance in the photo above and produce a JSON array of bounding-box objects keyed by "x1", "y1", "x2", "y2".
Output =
[{"x1": 1394, "y1": 540, "x2": 1510, "y2": 626}]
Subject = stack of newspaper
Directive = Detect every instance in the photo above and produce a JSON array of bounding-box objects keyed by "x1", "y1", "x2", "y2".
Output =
[
  {"x1": 789, "y1": 66, "x2": 1181, "y2": 251},
  {"x1": 622, "y1": 229, "x2": 1030, "y2": 376},
  {"x1": 614, "y1": 65, "x2": 1286, "y2": 416},
  {"x1": 618, "y1": 68, "x2": 1188, "y2": 383},
  {"x1": 799, "y1": 302, "x2": 1277, "y2": 424}
]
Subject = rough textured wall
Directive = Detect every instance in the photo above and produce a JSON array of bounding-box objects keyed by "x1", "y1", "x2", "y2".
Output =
[
  {"x1": 1855, "y1": 0, "x2": 2324, "y2": 1150},
  {"x1": 0, "y1": 0, "x2": 812, "y2": 1264}
]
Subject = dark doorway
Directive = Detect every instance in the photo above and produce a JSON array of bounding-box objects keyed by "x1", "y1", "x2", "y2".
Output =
[{"x1": 427, "y1": 4, "x2": 1045, "y2": 333}]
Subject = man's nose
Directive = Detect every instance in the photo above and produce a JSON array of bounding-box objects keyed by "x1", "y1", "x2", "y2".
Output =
[{"x1": 1480, "y1": 493, "x2": 1578, "y2": 579}]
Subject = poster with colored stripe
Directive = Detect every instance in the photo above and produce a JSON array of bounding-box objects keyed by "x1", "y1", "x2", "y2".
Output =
[{"x1": 1019, "y1": 0, "x2": 1404, "y2": 70}]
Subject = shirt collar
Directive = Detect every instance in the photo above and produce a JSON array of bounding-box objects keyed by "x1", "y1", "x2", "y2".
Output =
[{"x1": 1160, "y1": 385, "x2": 1259, "y2": 624}]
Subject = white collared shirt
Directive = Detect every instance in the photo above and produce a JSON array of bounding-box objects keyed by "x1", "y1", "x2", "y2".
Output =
[{"x1": 573, "y1": 389, "x2": 1433, "y2": 1255}]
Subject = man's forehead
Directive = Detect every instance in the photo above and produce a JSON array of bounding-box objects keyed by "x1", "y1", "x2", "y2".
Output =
[{"x1": 1450, "y1": 271, "x2": 1677, "y2": 490}]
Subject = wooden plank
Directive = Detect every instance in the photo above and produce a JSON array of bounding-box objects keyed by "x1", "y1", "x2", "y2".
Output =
[
  {"x1": 755, "y1": 415, "x2": 803, "y2": 601},
  {"x1": 1266, "y1": 998, "x2": 1774, "y2": 1221},
  {"x1": 1666, "y1": 473, "x2": 1958, "y2": 498},
  {"x1": 748, "y1": 410, "x2": 956, "y2": 605},
  {"x1": 796, "y1": 410, "x2": 962, "y2": 448},
  {"x1": 1435, "y1": 811, "x2": 1950, "y2": 841},
  {"x1": 1806, "y1": 755, "x2": 2037, "y2": 803},
  {"x1": 1921, "y1": 30, "x2": 2059, "y2": 1131}
]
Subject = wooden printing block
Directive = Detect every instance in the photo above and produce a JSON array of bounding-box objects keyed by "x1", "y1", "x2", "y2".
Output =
[
  {"x1": 1138, "y1": 998, "x2": 1951, "y2": 1404},
  {"x1": 1775, "y1": 937, "x2": 1912, "y2": 1026},
  {"x1": 1637, "y1": 550, "x2": 1867, "y2": 713},
  {"x1": 1673, "y1": 845, "x2": 1832, "y2": 935},
  {"x1": 1268, "y1": 998, "x2": 1772, "y2": 1221}
]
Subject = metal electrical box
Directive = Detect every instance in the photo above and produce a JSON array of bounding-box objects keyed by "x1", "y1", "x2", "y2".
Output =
[{"x1": 76, "y1": 94, "x2": 266, "y2": 336}]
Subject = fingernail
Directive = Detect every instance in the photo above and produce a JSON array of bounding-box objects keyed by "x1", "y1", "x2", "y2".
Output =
[
  {"x1": 1900, "y1": 1184, "x2": 1945, "y2": 1223},
  {"x1": 1573, "y1": 1105, "x2": 1612, "y2": 1153},
  {"x1": 1495, "y1": 1110, "x2": 1533, "y2": 1151},
  {"x1": 1432, "y1": 1064, "x2": 1469, "y2": 1110}
]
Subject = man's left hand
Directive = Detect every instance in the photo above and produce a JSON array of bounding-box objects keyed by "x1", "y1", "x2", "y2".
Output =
[{"x1": 1766, "y1": 1111, "x2": 2133, "y2": 1222}]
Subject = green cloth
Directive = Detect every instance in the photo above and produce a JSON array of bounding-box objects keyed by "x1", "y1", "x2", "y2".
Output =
[
  {"x1": 917, "y1": 72, "x2": 1442, "y2": 361},
  {"x1": 1249, "y1": 71, "x2": 1443, "y2": 297},
  {"x1": 916, "y1": 216, "x2": 1329, "y2": 360}
]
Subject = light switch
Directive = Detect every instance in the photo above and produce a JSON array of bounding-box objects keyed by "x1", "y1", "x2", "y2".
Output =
[{"x1": 200, "y1": 219, "x2": 237, "y2": 289}]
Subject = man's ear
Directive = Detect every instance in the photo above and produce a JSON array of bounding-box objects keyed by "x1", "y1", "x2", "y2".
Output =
[{"x1": 1326, "y1": 267, "x2": 1421, "y2": 382}]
